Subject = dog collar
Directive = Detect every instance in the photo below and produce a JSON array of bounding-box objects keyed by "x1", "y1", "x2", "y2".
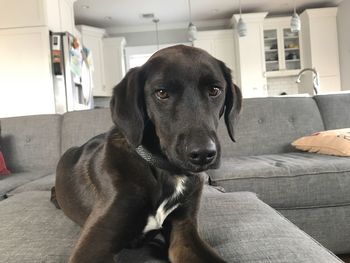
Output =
[{"x1": 136, "y1": 145, "x2": 183, "y2": 173}]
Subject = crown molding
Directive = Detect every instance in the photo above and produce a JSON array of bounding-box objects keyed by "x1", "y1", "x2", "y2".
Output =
[{"x1": 106, "y1": 18, "x2": 231, "y2": 34}]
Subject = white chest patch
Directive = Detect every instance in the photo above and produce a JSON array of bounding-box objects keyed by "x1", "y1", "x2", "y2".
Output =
[{"x1": 143, "y1": 176, "x2": 186, "y2": 233}]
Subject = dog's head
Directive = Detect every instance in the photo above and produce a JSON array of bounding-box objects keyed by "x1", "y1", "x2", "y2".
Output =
[{"x1": 110, "y1": 45, "x2": 242, "y2": 173}]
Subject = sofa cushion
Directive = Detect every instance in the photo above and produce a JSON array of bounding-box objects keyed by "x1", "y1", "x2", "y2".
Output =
[
  {"x1": 198, "y1": 192, "x2": 342, "y2": 263},
  {"x1": 0, "y1": 115, "x2": 61, "y2": 173},
  {"x1": 0, "y1": 191, "x2": 342, "y2": 263},
  {"x1": 279, "y1": 204, "x2": 350, "y2": 254},
  {"x1": 6, "y1": 173, "x2": 55, "y2": 197},
  {"x1": 217, "y1": 96, "x2": 325, "y2": 157},
  {"x1": 0, "y1": 171, "x2": 51, "y2": 200},
  {"x1": 315, "y1": 93, "x2": 350, "y2": 130},
  {"x1": 0, "y1": 191, "x2": 80, "y2": 263},
  {"x1": 292, "y1": 128, "x2": 350, "y2": 157},
  {"x1": 61, "y1": 109, "x2": 113, "y2": 153},
  {"x1": 208, "y1": 152, "x2": 350, "y2": 209}
]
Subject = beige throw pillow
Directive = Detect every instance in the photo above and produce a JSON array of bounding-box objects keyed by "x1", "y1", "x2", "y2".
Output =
[{"x1": 292, "y1": 128, "x2": 350, "y2": 157}]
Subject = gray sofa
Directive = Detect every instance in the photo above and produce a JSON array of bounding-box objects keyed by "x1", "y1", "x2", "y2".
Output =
[{"x1": 0, "y1": 93, "x2": 348, "y2": 262}]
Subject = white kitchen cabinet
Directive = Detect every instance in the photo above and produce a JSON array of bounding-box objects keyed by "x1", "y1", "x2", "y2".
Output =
[
  {"x1": 300, "y1": 7, "x2": 341, "y2": 94},
  {"x1": 0, "y1": 0, "x2": 76, "y2": 34},
  {"x1": 77, "y1": 25, "x2": 107, "y2": 97},
  {"x1": 263, "y1": 17, "x2": 303, "y2": 77},
  {"x1": 0, "y1": 27, "x2": 55, "y2": 117},
  {"x1": 231, "y1": 12, "x2": 268, "y2": 98},
  {"x1": 193, "y1": 30, "x2": 236, "y2": 72},
  {"x1": 102, "y1": 37, "x2": 126, "y2": 96}
]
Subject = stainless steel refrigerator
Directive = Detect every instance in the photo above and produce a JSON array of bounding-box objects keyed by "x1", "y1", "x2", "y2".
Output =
[{"x1": 50, "y1": 32, "x2": 94, "y2": 114}]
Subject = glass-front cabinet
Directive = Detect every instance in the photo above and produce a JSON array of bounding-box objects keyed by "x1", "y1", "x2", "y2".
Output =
[{"x1": 263, "y1": 17, "x2": 302, "y2": 77}]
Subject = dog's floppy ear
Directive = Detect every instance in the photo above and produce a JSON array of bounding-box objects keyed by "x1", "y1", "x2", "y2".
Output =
[
  {"x1": 219, "y1": 61, "x2": 242, "y2": 142},
  {"x1": 110, "y1": 67, "x2": 146, "y2": 147}
]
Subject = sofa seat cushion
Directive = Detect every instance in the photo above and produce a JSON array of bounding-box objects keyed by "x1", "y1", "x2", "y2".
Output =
[
  {"x1": 6, "y1": 173, "x2": 55, "y2": 197},
  {"x1": 0, "y1": 171, "x2": 52, "y2": 200},
  {"x1": 208, "y1": 152, "x2": 350, "y2": 209},
  {"x1": 0, "y1": 191, "x2": 80, "y2": 263},
  {"x1": 0, "y1": 191, "x2": 342, "y2": 263}
]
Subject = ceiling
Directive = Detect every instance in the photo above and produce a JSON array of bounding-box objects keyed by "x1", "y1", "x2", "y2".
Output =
[{"x1": 74, "y1": 0, "x2": 342, "y2": 31}]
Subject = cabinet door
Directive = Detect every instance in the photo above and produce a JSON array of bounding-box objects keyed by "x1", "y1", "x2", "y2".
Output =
[
  {"x1": 193, "y1": 30, "x2": 235, "y2": 72},
  {"x1": 0, "y1": 0, "x2": 46, "y2": 29},
  {"x1": 0, "y1": 27, "x2": 55, "y2": 117},
  {"x1": 103, "y1": 38, "x2": 126, "y2": 96},
  {"x1": 83, "y1": 34, "x2": 106, "y2": 96},
  {"x1": 59, "y1": 0, "x2": 75, "y2": 34},
  {"x1": 213, "y1": 38, "x2": 235, "y2": 72},
  {"x1": 263, "y1": 29, "x2": 280, "y2": 72},
  {"x1": 282, "y1": 28, "x2": 301, "y2": 71}
]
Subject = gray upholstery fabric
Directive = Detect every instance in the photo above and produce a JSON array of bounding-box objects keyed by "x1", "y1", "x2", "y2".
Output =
[
  {"x1": 198, "y1": 192, "x2": 342, "y2": 263},
  {"x1": 208, "y1": 152, "x2": 350, "y2": 208},
  {"x1": 315, "y1": 93, "x2": 350, "y2": 130},
  {"x1": 217, "y1": 96, "x2": 325, "y2": 157},
  {"x1": 0, "y1": 191, "x2": 80, "y2": 263},
  {"x1": 0, "y1": 191, "x2": 342, "y2": 262},
  {"x1": 279, "y1": 204, "x2": 350, "y2": 255},
  {"x1": 0, "y1": 115, "x2": 61, "y2": 172},
  {"x1": 7, "y1": 173, "x2": 55, "y2": 196},
  {"x1": 61, "y1": 109, "x2": 113, "y2": 153},
  {"x1": 0, "y1": 171, "x2": 52, "y2": 200}
]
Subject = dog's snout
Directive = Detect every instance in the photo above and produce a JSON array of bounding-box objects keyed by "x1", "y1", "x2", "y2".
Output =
[{"x1": 187, "y1": 140, "x2": 217, "y2": 166}]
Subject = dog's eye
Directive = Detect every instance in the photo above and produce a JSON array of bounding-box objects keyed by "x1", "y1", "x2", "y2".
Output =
[
  {"x1": 155, "y1": 89, "x2": 169, "y2": 100},
  {"x1": 208, "y1": 87, "x2": 221, "y2": 97}
]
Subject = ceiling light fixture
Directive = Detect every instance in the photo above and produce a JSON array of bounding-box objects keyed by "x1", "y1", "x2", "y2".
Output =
[
  {"x1": 290, "y1": 0, "x2": 301, "y2": 32},
  {"x1": 187, "y1": 0, "x2": 197, "y2": 42},
  {"x1": 153, "y1": 18, "x2": 160, "y2": 51},
  {"x1": 236, "y1": 0, "x2": 247, "y2": 37},
  {"x1": 82, "y1": 5, "x2": 90, "y2": 9}
]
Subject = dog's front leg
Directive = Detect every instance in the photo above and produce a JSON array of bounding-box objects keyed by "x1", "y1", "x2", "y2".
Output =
[
  {"x1": 68, "y1": 197, "x2": 146, "y2": 263},
  {"x1": 168, "y1": 218, "x2": 227, "y2": 263}
]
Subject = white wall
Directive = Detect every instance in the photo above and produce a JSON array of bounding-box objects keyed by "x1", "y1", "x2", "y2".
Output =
[{"x1": 337, "y1": 0, "x2": 350, "y2": 90}]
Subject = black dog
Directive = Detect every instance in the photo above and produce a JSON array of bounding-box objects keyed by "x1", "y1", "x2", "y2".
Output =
[{"x1": 53, "y1": 45, "x2": 242, "y2": 263}]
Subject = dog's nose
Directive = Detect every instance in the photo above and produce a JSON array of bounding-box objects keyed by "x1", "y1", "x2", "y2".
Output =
[{"x1": 188, "y1": 140, "x2": 217, "y2": 166}]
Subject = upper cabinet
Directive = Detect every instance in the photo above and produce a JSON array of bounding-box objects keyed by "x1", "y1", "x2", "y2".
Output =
[
  {"x1": 193, "y1": 30, "x2": 236, "y2": 72},
  {"x1": 263, "y1": 17, "x2": 303, "y2": 77},
  {"x1": 300, "y1": 7, "x2": 341, "y2": 94},
  {"x1": 0, "y1": 0, "x2": 76, "y2": 34},
  {"x1": 102, "y1": 37, "x2": 126, "y2": 96}
]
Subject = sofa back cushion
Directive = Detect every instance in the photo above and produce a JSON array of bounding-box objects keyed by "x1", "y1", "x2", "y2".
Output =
[
  {"x1": 314, "y1": 93, "x2": 350, "y2": 130},
  {"x1": 0, "y1": 115, "x2": 61, "y2": 173},
  {"x1": 217, "y1": 97, "x2": 325, "y2": 157},
  {"x1": 61, "y1": 109, "x2": 113, "y2": 154}
]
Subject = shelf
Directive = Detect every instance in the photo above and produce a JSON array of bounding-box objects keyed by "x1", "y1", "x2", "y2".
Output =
[
  {"x1": 285, "y1": 59, "x2": 300, "y2": 62},
  {"x1": 264, "y1": 37, "x2": 277, "y2": 41},
  {"x1": 265, "y1": 49, "x2": 278, "y2": 52},
  {"x1": 284, "y1": 36, "x2": 299, "y2": 40},
  {"x1": 285, "y1": 48, "x2": 300, "y2": 51},
  {"x1": 265, "y1": 60, "x2": 279, "y2": 64}
]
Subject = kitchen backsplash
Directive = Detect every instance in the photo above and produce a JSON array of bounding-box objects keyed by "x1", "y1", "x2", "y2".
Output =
[{"x1": 267, "y1": 76, "x2": 299, "y2": 96}]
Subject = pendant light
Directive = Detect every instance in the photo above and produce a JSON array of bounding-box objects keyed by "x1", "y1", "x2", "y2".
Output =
[
  {"x1": 153, "y1": 18, "x2": 160, "y2": 50},
  {"x1": 187, "y1": 0, "x2": 197, "y2": 42},
  {"x1": 236, "y1": 0, "x2": 247, "y2": 37},
  {"x1": 290, "y1": 0, "x2": 301, "y2": 32}
]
